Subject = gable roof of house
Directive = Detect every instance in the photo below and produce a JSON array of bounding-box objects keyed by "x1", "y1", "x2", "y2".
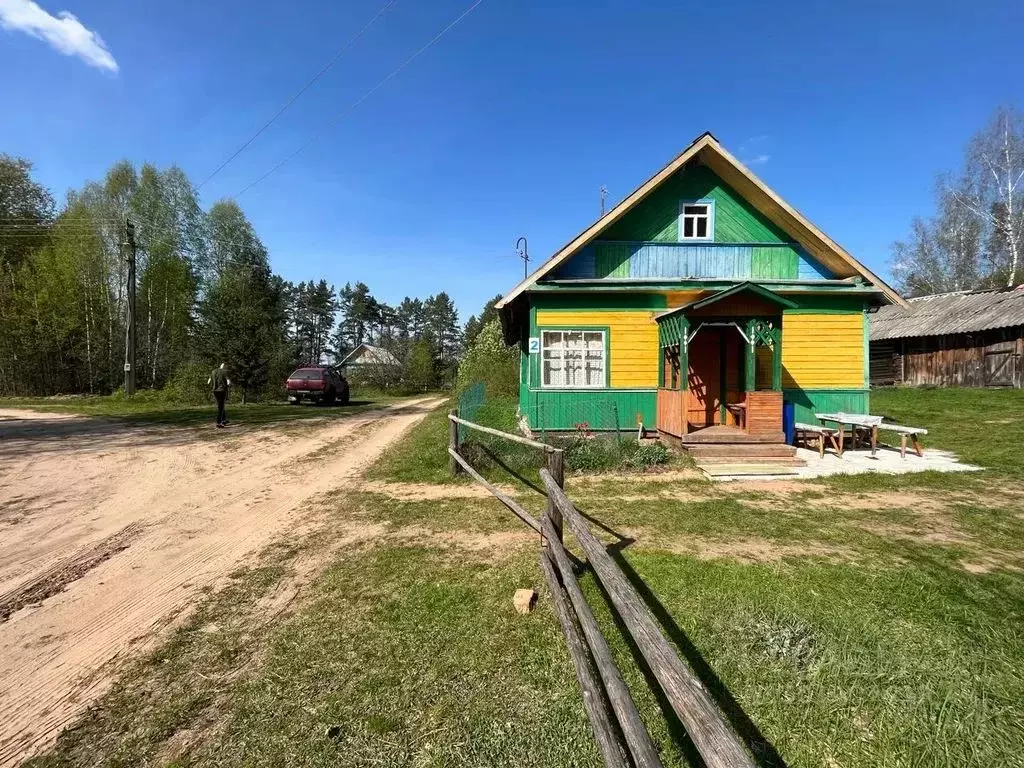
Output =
[
  {"x1": 339, "y1": 343, "x2": 401, "y2": 367},
  {"x1": 496, "y1": 132, "x2": 905, "y2": 308},
  {"x1": 870, "y1": 286, "x2": 1024, "y2": 341}
]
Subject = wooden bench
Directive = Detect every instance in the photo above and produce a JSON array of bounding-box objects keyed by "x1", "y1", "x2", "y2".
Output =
[
  {"x1": 878, "y1": 424, "x2": 928, "y2": 458},
  {"x1": 795, "y1": 422, "x2": 840, "y2": 458}
]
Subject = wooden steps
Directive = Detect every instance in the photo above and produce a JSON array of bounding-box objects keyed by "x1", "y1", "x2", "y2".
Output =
[
  {"x1": 682, "y1": 429, "x2": 785, "y2": 445},
  {"x1": 699, "y1": 463, "x2": 800, "y2": 478},
  {"x1": 679, "y1": 431, "x2": 804, "y2": 479},
  {"x1": 693, "y1": 455, "x2": 804, "y2": 466},
  {"x1": 684, "y1": 443, "x2": 797, "y2": 459}
]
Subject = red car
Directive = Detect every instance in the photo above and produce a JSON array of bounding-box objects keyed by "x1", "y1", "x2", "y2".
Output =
[{"x1": 285, "y1": 366, "x2": 350, "y2": 405}]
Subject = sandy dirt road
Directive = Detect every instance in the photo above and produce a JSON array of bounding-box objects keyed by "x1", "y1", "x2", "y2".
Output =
[{"x1": 0, "y1": 397, "x2": 441, "y2": 766}]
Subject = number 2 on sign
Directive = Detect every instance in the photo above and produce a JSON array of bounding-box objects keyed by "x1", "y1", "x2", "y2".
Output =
[{"x1": 528, "y1": 337, "x2": 540, "y2": 354}]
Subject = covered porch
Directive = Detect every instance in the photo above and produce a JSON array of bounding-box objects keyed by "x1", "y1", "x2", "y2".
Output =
[{"x1": 654, "y1": 283, "x2": 795, "y2": 443}]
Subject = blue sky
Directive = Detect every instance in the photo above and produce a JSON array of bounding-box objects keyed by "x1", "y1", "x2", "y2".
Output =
[{"x1": 1, "y1": 0, "x2": 1022, "y2": 321}]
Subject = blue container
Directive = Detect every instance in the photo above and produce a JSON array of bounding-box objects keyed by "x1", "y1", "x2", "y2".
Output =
[{"x1": 783, "y1": 401, "x2": 796, "y2": 445}]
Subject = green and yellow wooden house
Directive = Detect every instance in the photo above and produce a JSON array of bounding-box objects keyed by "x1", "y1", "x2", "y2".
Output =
[{"x1": 497, "y1": 132, "x2": 906, "y2": 442}]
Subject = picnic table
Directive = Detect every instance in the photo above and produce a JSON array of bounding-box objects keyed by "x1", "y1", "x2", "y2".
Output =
[{"x1": 815, "y1": 412, "x2": 884, "y2": 457}]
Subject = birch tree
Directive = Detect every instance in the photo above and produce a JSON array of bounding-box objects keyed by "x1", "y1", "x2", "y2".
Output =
[{"x1": 954, "y1": 106, "x2": 1024, "y2": 287}]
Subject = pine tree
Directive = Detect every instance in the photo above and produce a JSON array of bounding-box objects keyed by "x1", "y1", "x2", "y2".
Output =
[{"x1": 197, "y1": 201, "x2": 288, "y2": 402}]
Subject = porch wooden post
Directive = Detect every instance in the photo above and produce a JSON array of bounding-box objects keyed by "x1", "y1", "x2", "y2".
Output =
[
  {"x1": 679, "y1": 319, "x2": 689, "y2": 435},
  {"x1": 771, "y1": 325, "x2": 783, "y2": 391},
  {"x1": 679, "y1": 318, "x2": 689, "y2": 390},
  {"x1": 744, "y1": 319, "x2": 756, "y2": 392}
]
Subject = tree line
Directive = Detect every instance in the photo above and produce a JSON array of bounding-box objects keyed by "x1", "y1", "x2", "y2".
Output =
[
  {"x1": 892, "y1": 106, "x2": 1024, "y2": 296},
  {"x1": 0, "y1": 155, "x2": 501, "y2": 399}
]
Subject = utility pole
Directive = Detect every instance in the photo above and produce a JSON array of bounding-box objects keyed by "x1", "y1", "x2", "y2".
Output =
[
  {"x1": 123, "y1": 218, "x2": 137, "y2": 397},
  {"x1": 515, "y1": 236, "x2": 529, "y2": 279},
  {"x1": 600, "y1": 185, "x2": 608, "y2": 216}
]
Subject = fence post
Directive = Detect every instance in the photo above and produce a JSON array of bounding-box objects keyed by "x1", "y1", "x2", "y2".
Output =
[
  {"x1": 545, "y1": 448, "x2": 565, "y2": 544},
  {"x1": 449, "y1": 409, "x2": 462, "y2": 476}
]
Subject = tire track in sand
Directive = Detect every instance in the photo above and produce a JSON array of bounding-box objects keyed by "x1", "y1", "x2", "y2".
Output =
[{"x1": 0, "y1": 397, "x2": 442, "y2": 766}]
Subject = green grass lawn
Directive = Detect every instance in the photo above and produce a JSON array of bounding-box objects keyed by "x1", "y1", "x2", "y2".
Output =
[
  {"x1": 871, "y1": 386, "x2": 1024, "y2": 477},
  {"x1": 0, "y1": 389, "x2": 406, "y2": 429},
  {"x1": 26, "y1": 387, "x2": 1024, "y2": 767}
]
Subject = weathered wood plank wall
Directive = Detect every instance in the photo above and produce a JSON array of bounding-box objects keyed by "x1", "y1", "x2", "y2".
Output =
[{"x1": 869, "y1": 328, "x2": 1024, "y2": 388}]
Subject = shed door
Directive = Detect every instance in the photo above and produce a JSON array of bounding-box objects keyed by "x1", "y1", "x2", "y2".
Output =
[{"x1": 985, "y1": 340, "x2": 1017, "y2": 386}]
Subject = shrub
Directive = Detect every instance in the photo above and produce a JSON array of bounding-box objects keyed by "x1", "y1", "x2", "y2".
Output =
[
  {"x1": 456, "y1": 319, "x2": 518, "y2": 397},
  {"x1": 628, "y1": 441, "x2": 670, "y2": 469},
  {"x1": 564, "y1": 432, "x2": 623, "y2": 472},
  {"x1": 163, "y1": 362, "x2": 213, "y2": 404}
]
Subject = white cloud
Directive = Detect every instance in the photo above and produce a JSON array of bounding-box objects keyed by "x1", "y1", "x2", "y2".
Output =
[
  {"x1": 0, "y1": 0, "x2": 117, "y2": 72},
  {"x1": 746, "y1": 153, "x2": 771, "y2": 166}
]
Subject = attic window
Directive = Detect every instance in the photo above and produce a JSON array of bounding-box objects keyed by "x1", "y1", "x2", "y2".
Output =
[{"x1": 680, "y1": 200, "x2": 714, "y2": 241}]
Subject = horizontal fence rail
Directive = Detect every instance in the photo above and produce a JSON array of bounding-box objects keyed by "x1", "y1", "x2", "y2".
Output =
[{"x1": 448, "y1": 405, "x2": 757, "y2": 768}]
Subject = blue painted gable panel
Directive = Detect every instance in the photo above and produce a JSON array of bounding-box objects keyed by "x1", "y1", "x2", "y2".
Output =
[
  {"x1": 551, "y1": 242, "x2": 836, "y2": 281},
  {"x1": 553, "y1": 245, "x2": 596, "y2": 278},
  {"x1": 797, "y1": 250, "x2": 835, "y2": 279},
  {"x1": 627, "y1": 244, "x2": 752, "y2": 279}
]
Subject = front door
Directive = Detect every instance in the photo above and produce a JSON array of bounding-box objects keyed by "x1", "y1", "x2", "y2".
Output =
[{"x1": 686, "y1": 329, "x2": 744, "y2": 430}]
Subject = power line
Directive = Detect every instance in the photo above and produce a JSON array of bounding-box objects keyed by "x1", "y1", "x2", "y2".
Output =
[
  {"x1": 233, "y1": 0, "x2": 484, "y2": 199},
  {"x1": 196, "y1": 0, "x2": 399, "y2": 192}
]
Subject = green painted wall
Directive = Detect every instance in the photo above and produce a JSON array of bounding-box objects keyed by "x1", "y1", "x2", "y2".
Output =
[
  {"x1": 601, "y1": 164, "x2": 791, "y2": 244},
  {"x1": 752, "y1": 245, "x2": 799, "y2": 279},
  {"x1": 783, "y1": 388, "x2": 870, "y2": 426},
  {"x1": 522, "y1": 389, "x2": 656, "y2": 432}
]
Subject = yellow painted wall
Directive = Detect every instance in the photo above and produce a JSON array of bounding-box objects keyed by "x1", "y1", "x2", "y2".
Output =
[
  {"x1": 663, "y1": 290, "x2": 704, "y2": 308},
  {"x1": 781, "y1": 313, "x2": 864, "y2": 388},
  {"x1": 535, "y1": 310, "x2": 659, "y2": 388}
]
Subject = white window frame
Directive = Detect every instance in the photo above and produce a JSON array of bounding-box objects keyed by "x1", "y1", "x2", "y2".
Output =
[
  {"x1": 540, "y1": 329, "x2": 607, "y2": 389},
  {"x1": 679, "y1": 199, "x2": 714, "y2": 241}
]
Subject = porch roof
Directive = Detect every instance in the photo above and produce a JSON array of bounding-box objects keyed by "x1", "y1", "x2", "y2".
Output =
[{"x1": 654, "y1": 282, "x2": 798, "y2": 322}]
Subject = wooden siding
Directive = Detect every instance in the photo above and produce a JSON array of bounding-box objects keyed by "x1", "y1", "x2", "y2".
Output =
[
  {"x1": 746, "y1": 390, "x2": 784, "y2": 437},
  {"x1": 751, "y1": 245, "x2": 799, "y2": 279},
  {"x1": 781, "y1": 312, "x2": 865, "y2": 389},
  {"x1": 600, "y1": 164, "x2": 789, "y2": 243},
  {"x1": 798, "y1": 251, "x2": 835, "y2": 279},
  {"x1": 871, "y1": 329, "x2": 1024, "y2": 388},
  {"x1": 656, "y1": 388, "x2": 685, "y2": 437},
  {"x1": 535, "y1": 310, "x2": 659, "y2": 388},
  {"x1": 523, "y1": 389, "x2": 656, "y2": 431},
  {"x1": 554, "y1": 241, "x2": 828, "y2": 281}
]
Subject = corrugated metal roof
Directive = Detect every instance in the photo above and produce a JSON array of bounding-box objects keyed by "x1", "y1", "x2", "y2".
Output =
[{"x1": 869, "y1": 287, "x2": 1024, "y2": 341}]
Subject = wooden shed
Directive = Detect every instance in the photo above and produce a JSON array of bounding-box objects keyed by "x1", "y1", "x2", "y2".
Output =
[{"x1": 869, "y1": 288, "x2": 1024, "y2": 388}]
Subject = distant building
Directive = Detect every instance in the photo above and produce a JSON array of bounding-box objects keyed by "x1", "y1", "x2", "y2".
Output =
[
  {"x1": 338, "y1": 344, "x2": 402, "y2": 379},
  {"x1": 869, "y1": 287, "x2": 1024, "y2": 388}
]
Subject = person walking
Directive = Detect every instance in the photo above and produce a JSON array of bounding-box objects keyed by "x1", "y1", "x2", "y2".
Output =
[{"x1": 207, "y1": 363, "x2": 232, "y2": 428}]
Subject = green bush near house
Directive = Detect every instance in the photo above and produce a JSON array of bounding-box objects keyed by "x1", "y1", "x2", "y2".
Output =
[{"x1": 455, "y1": 320, "x2": 519, "y2": 397}]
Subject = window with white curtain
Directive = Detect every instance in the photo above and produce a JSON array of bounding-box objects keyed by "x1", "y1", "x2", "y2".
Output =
[{"x1": 541, "y1": 330, "x2": 606, "y2": 388}]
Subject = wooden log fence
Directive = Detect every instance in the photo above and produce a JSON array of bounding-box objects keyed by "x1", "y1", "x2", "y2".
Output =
[{"x1": 448, "y1": 411, "x2": 757, "y2": 768}]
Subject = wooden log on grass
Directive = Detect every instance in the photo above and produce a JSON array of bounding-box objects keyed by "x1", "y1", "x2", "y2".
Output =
[
  {"x1": 539, "y1": 551, "x2": 629, "y2": 768},
  {"x1": 542, "y1": 517, "x2": 663, "y2": 768},
  {"x1": 447, "y1": 448, "x2": 541, "y2": 534},
  {"x1": 540, "y1": 469, "x2": 756, "y2": 768},
  {"x1": 545, "y1": 448, "x2": 565, "y2": 544}
]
